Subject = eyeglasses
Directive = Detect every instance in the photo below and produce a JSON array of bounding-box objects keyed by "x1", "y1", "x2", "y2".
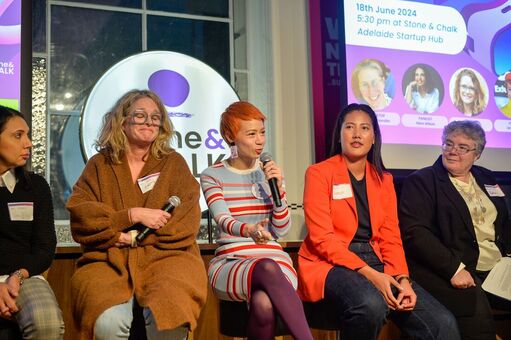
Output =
[
  {"x1": 129, "y1": 110, "x2": 163, "y2": 126},
  {"x1": 359, "y1": 78, "x2": 383, "y2": 91},
  {"x1": 442, "y1": 141, "x2": 477, "y2": 155},
  {"x1": 460, "y1": 85, "x2": 476, "y2": 93}
]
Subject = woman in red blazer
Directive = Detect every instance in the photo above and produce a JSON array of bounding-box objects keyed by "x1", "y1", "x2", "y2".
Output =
[{"x1": 298, "y1": 103, "x2": 460, "y2": 340}]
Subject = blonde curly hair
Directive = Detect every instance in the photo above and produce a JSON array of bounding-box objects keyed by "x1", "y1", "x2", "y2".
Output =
[{"x1": 94, "y1": 89, "x2": 173, "y2": 164}]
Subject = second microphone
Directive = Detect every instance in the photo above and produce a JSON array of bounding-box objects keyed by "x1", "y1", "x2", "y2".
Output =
[{"x1": 136, "y1": 195, "x2": 181, "y2": 242}]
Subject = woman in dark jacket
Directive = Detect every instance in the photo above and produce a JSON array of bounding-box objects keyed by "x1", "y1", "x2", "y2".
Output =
[{"x1": 399, "y1": 120, "x2": 511, "y2": 340}]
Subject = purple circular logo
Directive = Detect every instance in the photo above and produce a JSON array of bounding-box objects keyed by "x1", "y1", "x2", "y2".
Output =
[{"x1": 148, "y1": 70, "x2": 190, "y2": 107}]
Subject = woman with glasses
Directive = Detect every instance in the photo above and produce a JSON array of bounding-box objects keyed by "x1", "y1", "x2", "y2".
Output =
[
  {"x1": 67, "y1": 90, "x2": 207, "y2": 340},
  {"x1": 399, "y1": 120, "x2": 511, "y2": 340},
  {"x1": 351, "y1": 59, "x2": 393, "y2": 111},
  {"x1": 298, "y1": 103, "x2": 459, "y2": 340},
  {"x1": 452, "y1": 68, "x2": 487, "y2": 117}
]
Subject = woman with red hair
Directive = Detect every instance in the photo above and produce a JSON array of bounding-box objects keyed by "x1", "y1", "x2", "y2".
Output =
[{"x1": 200, "y1": 101, "x2": 312, "y2": 340}]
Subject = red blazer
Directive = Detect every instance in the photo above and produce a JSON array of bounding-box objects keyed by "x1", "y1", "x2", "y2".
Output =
[{"x1": 298, "y1": 155, "x2": 408, "y2": 302}]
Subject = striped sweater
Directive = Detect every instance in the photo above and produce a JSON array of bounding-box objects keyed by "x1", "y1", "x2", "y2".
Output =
[{"x1": 200, "y1": 160, "x2": 290, "y2": 243}]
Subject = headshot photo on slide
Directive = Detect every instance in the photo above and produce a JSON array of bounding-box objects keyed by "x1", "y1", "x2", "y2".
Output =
[
  {"x1": 450, "y1": 68, "x2": 488, "y2": 117},
  {"x1": 403, "y1": 64, "x2": 444, "y2": 114},
  {"x1": 495, "y1": 71, "x2": 511, "y2": 119},
  {"x1": 351, "y1": 58, "x2": 394, "y2": 111}
]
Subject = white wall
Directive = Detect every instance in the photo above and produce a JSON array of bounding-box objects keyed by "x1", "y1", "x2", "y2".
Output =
[
  {"x1": 246, "y1": 0, "x2": 315, "y2": 241},
  {"x1": 269, "y1": 0, "x2": 313, "y2": 240}
]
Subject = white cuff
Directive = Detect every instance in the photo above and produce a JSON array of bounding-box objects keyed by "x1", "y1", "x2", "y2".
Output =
[{"x1": 451, "y1": 262, "x2": 466, "y2": 279}]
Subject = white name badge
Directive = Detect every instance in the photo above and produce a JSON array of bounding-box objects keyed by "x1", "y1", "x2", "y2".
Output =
[
  {"x1": 8, "y1": 202, "x2": 34, "y2": 221},
  {"x1": 484, "y1": 184, "x2": 505, "y2": 197},
  {"x1": 332, "y1": 184, "x2": 353, "y2": 200},
  {"x1": 137, "y1": 172, "x2": 160, "y2": 194},
  {"x1": 252, "y1": 182, "x2": 271, "y2": 199}
]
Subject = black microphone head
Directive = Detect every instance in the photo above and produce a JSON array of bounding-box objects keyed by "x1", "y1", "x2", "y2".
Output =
[
  {"x1": 260, "y1": 152, "x2": 272, "y2": 164},
  {"x1": 168, "y1": 196, "x2": 181, "y2": 207}
]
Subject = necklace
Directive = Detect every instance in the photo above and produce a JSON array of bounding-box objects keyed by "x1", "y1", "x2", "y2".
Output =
[{"x1": 451, "y1": 175, "x2": 487, "y2": 225}]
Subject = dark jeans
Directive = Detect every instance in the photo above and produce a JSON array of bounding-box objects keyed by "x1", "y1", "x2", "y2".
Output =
[{"x1": 324, "y1": 242, "x2": 460, "y2": 340}]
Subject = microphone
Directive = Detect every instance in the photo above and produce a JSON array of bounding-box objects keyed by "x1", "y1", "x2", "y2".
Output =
[
  {"x1": 260, "y1": 152, "x2": 282, "y2": 207},
  {"x1": 135, "y1": 196, "x2": 181, "y2": 242}
]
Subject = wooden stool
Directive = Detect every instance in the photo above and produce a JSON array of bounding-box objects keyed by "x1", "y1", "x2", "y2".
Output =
[
  {"x1": 218, "y1": 299, "x2": 289, "y2": 337},
  {"x1": 493, "y1": 308, "x2": 511, "y2": 340},
  {"x1": 0, "y1": 318, "x2": 21, "y2": 340},
  {"x1": 303, "y1": 300, "x2": 341, "y2": 339}
]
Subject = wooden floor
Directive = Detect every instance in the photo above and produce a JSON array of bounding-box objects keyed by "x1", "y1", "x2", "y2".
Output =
[{"x1": 46, "y1": 244, "x2": 510, "y2": 340}]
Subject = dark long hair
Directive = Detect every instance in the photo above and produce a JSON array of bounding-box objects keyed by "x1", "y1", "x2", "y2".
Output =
[
  {"x1": 0, "y1": 105, "x2": 31, "y2": 187},
  {"x1": 329, "y1": 103, "x2": 386, "y2": 179},
  {"x1": 414, "y1": 64, "x2": 434, "y2": 94}
]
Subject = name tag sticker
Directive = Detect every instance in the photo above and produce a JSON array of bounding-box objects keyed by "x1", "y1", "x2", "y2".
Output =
[
  {"x1": 332, "y1": 184, "x2": 353, "y2": 200},
  {"x1": 8, "y1": 202, "x2": 34, "y2": 221},
  {"x1": 137, "y1": 172, "x2": 160, "y2": 194},
  {"x1": 251, "y1": 182, "x2": 271, "y2": 199},
  {"x1": 484, "y1": 184, "x2": 505, "y2": 197}
]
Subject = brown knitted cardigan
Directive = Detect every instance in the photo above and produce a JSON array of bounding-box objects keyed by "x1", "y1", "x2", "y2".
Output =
[{"x1": 67, "y1": 151, "x2": 207, "y2": 339}]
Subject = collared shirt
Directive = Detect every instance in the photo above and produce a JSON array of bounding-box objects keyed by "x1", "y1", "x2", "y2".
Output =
[
  {"x1": 450, "y1": 174, "x2": 502, "y2": 271},
  {"x1": 0, "y1": 169, "x2": 17, "y2": 193}
]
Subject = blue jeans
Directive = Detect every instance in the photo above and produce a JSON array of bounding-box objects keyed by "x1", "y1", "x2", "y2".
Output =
[
  {"x1": 94, "y1": 297, "x2": 188, "y2": 340},
  {"x1": 324, "y1": 242, "x2": 460, "y2": 340}
]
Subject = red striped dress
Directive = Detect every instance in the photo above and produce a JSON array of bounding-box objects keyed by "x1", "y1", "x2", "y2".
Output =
[{"x1": 200, "y1": 161, "x2": 294, "y2": 301}]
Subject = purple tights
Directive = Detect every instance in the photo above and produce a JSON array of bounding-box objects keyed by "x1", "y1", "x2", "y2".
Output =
[{"x1": 247, "y1": 259, "x2": 313, "y2": 340}]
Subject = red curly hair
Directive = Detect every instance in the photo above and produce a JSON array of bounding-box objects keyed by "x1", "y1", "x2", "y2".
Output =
[{"x1": 220, "y1": 101, "x2": 266, "y2": 144}]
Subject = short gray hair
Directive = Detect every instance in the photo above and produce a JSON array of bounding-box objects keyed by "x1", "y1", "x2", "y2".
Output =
[{"x1": 442, "y1": 120, "x2": 486, "y2": 154}]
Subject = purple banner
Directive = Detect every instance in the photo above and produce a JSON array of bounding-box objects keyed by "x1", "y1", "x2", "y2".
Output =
[
  {"x1": 309, "y1": 0, "x2": 342, "y2": 162},
  {"x1": 0, "y1": 0, "x2": 21, "y2": 109}
]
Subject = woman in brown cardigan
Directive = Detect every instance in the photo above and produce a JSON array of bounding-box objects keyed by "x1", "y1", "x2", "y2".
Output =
[{"x1": 67, "y1": 90, "x2": 207, "y2": 339}]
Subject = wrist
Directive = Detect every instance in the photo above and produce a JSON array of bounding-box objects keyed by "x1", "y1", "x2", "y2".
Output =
[
  {"x1": 129, "y1": 208, "x2": 139, "y2": 224},
  {"x1": 9, "y1": 270, "x2": 25, "y2": 286},
  {"x1": 396, "y1": 275, "x2": 411, "y2": 285},
  {"x1": 244, "y1": 224, "x2": 256, "y2": 238},
  {"x1": 128, "y1": 208, "x2": 133, "y2": 224},
  {"x1": 357, "y1": 265, "x2": 372, "y2": 277}
]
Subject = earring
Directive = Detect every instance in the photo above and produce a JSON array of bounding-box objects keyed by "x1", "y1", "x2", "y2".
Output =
[{"x1": 230, "y1": 143, "x2": 238, "y2": 159}]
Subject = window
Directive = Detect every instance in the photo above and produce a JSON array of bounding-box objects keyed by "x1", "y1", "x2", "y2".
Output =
[{"x1": 32, "y1": 0, "x2": 248, "y2": 245}]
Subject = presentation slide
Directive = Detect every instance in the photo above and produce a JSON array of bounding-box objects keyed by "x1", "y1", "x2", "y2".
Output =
[
  {"x1": 344, "y1": 0, "x2": 511, "y2": 170},
  {"x1": 0, "y1": 0, "x2": 21, "y2": 109}
]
